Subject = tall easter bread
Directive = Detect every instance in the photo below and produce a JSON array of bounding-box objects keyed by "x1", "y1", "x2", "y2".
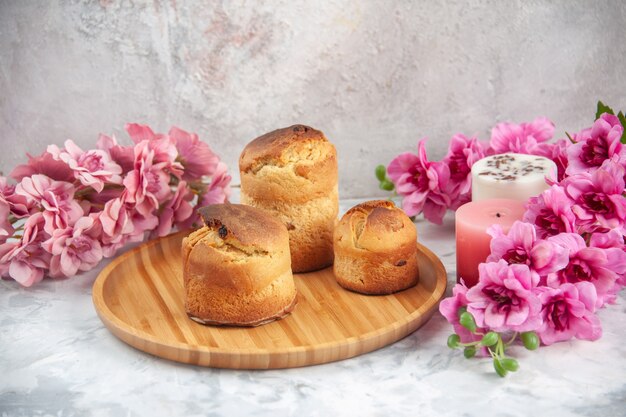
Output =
[{"x1": 239, "y1": 125, "x2": 339, "y2": 273}]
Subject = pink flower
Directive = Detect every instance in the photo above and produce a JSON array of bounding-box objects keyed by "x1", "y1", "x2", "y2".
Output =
[
  {"x1": 48, "y1": 140, "x2": 123, "y2": 193},
  {"x1": 152, "y1": 181, "x2": 194, "y2": 238},
  {"x1": 200, "y1": 161, "x2": 232, "y2": 206},
  {"x1": 15, "y1": 175, "x2": 83, "y2": 235},
  {"x1": 10, "y1": 151, "x2": 74, "y2": 182},
  {"x1": 443, "y1": 134, "x2": 488, "y2": 197},
  {"x1": 533, "y1": 139, "x2": 569, "y2": 183},
  {"x1": 466, "y1": 260, "x2": 542, "y2": 333},
  {"x1": 439, "y1": 281, "x2": 484, "y2": 343},
  {"x1": 123, "y1": 141, "x2": 173, "y2": 217},
  {"x1": 588, "y1": 230, "x2": 626, "y2": 302},
  {"x1": 168, "y1": 126, "x2": 219, "y2": 181},
  {"x1": 566, "y1": 113, "x2": 625, "y2": 176},
  {"x1": 0, "y1": 199, "x2": 12, "y2": 242},
  {"x1": 99, "y1": 198, "x2": 135, "y2": 245},
  {"x1": 563, "y1": 159, "x2": 626, "y2": 235},
  {"x1": 523, "y1": 185, "x2": 578, "y2": 238},
  {"x1": 0, "y1": 178, "x2": 15, "y2": 241},
  {"x1": 96, "y1": 134, "x2": 135, "y2": 174},
  {"x1": 387, "y1": 140, "x2": 452, "y2": 224},
  {"x1": 535, "y1": 282, "x2": 601, "y2": 345},
  {"x1": 0, "y1": 213, "x2": 50, "y2": 286},
  {"x1": 490, "y1": 117, "x2": 555, "y2": 154},
  {"x1": 0, "y1": 178, "x2": 34, "y2": 218},
  {"x1": 546, "y1": 233, "x2": 622, "y2": 307},
  {"x1": 487, "y1": 221, "x2": 569, "y2": 278},
  {"x1": 125, "y1": 123, "x2": 183, "y2": 176},
  {"x1": 42, "y1": 216, "x2": 103, "y2": 277}
]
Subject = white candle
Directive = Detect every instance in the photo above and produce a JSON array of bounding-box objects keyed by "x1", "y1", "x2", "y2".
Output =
[{"x1": 471, "y1": 153, "x2": 556, "y2": 202}]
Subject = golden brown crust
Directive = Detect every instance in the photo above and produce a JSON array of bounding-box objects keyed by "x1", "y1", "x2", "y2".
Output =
[
  {"x1": 239, "y1": 125, "x2": 338, "y2": 204},
  {"x1": 333, "y1": 200, "x2": 419, "y2": 294},
  {"x1": 182, "y1": 203, "x2": 297, "y2": 326},
  {"x1": 239, "y1": 124, "x2": 331, "y2": 172},
  {"x1": 185, "y1": 270, "x2": 297, "y2": 327},
  {"x1": 198, "y1": 203, "x2": 288, "y2": 253}
]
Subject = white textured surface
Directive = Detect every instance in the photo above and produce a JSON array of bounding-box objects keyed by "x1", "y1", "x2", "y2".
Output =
[
  {"x1": 1, "y1": 1, "x2": 626, "y2": 198},
  {"x1": 1, "y1": 197, "x2": 625, "y2": 416}
]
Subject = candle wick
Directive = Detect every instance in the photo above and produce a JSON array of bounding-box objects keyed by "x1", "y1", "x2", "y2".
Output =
[{"x1": 496, "y1": 213, "x2": 501, "y2": 218}]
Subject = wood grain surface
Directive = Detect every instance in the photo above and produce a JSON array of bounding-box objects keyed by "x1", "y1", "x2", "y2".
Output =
[{"x1": 92, "y1": 231, "x2": 447, "y2": 369}]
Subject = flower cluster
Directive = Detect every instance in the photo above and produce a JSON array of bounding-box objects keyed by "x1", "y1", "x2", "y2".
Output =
[
  {"x1": 0, "y1": 124, "x2": 231, "y2": 287},
  {"x1": 436, "y1": 104, "x2": 626, "y2": 376},
  {"x1": 379, "y1": 117, "x2": 557, "y2": 224},
  {"x1": 378, "y1": 101, "x2": 625, "y2": 376}
]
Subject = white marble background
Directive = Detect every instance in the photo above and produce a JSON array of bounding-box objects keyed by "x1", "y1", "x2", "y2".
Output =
[{"x1": 1, "y1": 0, "x2": 626, "y2": 197}]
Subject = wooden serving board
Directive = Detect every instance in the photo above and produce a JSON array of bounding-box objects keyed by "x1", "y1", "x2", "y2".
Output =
[{"x1": 92, "y1": 231, "x2": 447, "y2": 369}]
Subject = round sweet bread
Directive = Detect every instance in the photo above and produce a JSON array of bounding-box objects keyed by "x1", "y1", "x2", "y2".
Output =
[
  {"x1": 239, "y1": 124, "x2": 338, "y2": 273},
  {"x1": 333, "y1": 200, "x2": 419, "y2": 295},
  {"x1": 182, "y1": 204, "x2": 297, "y2": 326}
]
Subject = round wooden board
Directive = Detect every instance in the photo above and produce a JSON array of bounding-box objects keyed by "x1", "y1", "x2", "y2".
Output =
[{"x1": 92, "y1": 231, "x2": 447, "y2": 369}]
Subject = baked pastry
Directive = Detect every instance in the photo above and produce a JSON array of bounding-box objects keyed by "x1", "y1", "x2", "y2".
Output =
[
  {"x1": 333, "y1": 200, "x2": 419, "y2": 294},
  {"x1": 182, "y1": 204, "x2": 297, "y2": 326},
  {"x1": 239, "y1": 124, "x2": 338, "y2": 273}
]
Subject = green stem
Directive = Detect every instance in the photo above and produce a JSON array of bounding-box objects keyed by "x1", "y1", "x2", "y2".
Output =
[{"x1": 504, "y1": 332, "x2": 518, "y2": 346}]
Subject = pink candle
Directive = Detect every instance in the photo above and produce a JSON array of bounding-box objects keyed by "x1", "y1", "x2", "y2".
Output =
[{"x1": 455, "y1": 199, "x2": 526, "y2": 288}]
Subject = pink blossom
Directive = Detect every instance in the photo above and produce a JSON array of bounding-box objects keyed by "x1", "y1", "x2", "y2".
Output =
[
  {"x1": 123, "y1": 141, "x2": 173, "y2": 217},
  {"x1": 0, "y1": 213, "x2": 50, "y2": 286},
  {"x1": 200, "y1": 161, "x2": 232, "y2": 207},
  {"x1": 96, "y1": 134, "x2": 135, "y2": 174},
  {"x1": 387, "y1": 141, "x2": 452, "y2": 224},
  {"x1": 168, "y1": 126, "x2": 219, "y2": 181},
  {"x1": 443, "y1": 134, "x2": 488, "y2": 197},
  {"x1": 466, "y1": 260, "x2": 542, "y2": 333},
  {"x1": 0, "y1": 199, "x2": 12, "y2": 242},
  {"x1": 10, "y1": 151, "x2": 74, "y2": 182},
  {"x1": 42, "y1": 216, "x2": 103, "y2": 277},
  {"x1": 566, "y1": 113, "x2": 625, "y2": 176},
  {"x1": 0, "y1": 178, "x2": 34, "y2": 218},
  {"x1": 535, "y1": 282, "x2": 601, "y2": 345},
  {"x1": 0, "y1": 177, "x2": 15, "y2": 241},
  {"x1": 15, "y1": 175, "x2": 83, "y2": 234},
  {"x1": 523, "y1": 185, "x2": 578, "y2": 238},
  {"x1": 153, "y1": 181, "x2": 194, "y2": 238},
  {"x1": 439, "y1": 281, "x2": 484, "y2": 343},
  {"x1": 128, "y1": 209, "x2": 159, "y2": 242},
  {"x1": 589, "y1": 230, "x2": 626, "y2": 299},
  {"x1": 125, "y1": 123, "x2": 183, "y2": 176},
  {"x1": 487, "y1": 221, "x2": 569, "y2": 279},
  {"x1": 99, "y1": 198, "x2": 135, "y2": 244},
  {"x1": 490, "y1": 117, "x2": 555, "y2": 154},
  {"x1": 563, "y1": 159, "x2": 626, "y2": 235},
  {"x1": 48, "y1": 140, "x2": 123, "y2": 193},
  {"x1": 546, "y1": 233, "x2": 622, "y2": 307},
  {"x1": 534, "y1": 139, "x2": 569, "y2": 183}
]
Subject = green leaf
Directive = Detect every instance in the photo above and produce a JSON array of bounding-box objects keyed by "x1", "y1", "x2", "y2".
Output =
[
  {"x1": 493, "y1": 358, "x2": 507, "y2": 377},
  {"x1": 375, "y1": 165, "x2": 387, "y2": 182},
  {"x1": 596, "y1": 100, "x2": 615, "y2": 120},
  {"x1": 500, "y1": 358, "x2": 519, "y2": 372},
  {"x1": 447, "y1": 334, "x2": 461, "y2": 349},
  {"x1": 379, "y1": 180, "x2": 395, "y2": 191},
  {"x1": 463, "y1": 346, "x2": 477, "y2": 359},
  {"x1": 617, "y1": 111, "x2": 626, "y2": 144},
  {"x1": 480, "y1": 332, "x2": 499, "y2": 347},
  {"x1": 459, "y1": 311, "x2": 477, "y2": 333},
  {"x1": 521, "y1": 331, "x2": 539, "y2": 351}
]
